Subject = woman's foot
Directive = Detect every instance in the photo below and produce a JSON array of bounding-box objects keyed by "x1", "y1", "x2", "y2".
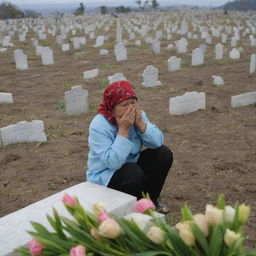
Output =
[{"x1": 155, "y1": 201, "x2": 170, "y2": 214}]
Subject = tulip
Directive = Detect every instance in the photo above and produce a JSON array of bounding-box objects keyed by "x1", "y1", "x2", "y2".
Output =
[
  {"x1": 224, "y1": 229, "x2": 241, "y2": 246},
  {"x1": 146, "y1": 226, "x2": 165, "y2": 244},
  {"x1": 175, "y1": 221, "x2": 195, "y2": 246},
  {"x1": 98, "y1": 211, "x2": 110, "y2": 222},
  {"x1": 62, "y1": 193, "x2": 77, "y2": 206},
  {"x1": 179, "y1": 229, "x2": 195, "y2": 246},
  {"x1": 124, "y1": 212, "x2": 153, "y2": 231},
  {"x1": 92, "y1": 202, "x2": 106, "y2": 215},
  {"x1": 193, "y1": 214, "x2": 209, "y2": 237},
  {"x1": 175, "y1": 221, "x2": 192, "y2": 232},
  {"x1": 98, "y1": 218, "x2": 121, "y2": 239},
  {"x1": 224, "y1": 206, "x2": 235, "y2": 223},
  {"x1": 70, "y1": 245, "x2": 86, "y2": 256},
  {"x1": 135, "y1": 198, "x2": 155, "y2": 213},
  {"x1": 205, "y1": 204, "x2": 223, "y2": 226},
  {"x1": 90, "y1": 227, "x2": 102, "y2": 241},
  {"x1": 28, "y1": 239, "x2": 44, "y2": 256},
  {"x1": 238, "y1": 204, "x2": 250, "y2": 223}
]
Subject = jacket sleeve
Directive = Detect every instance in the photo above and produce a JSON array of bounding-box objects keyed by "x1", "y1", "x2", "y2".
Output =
[
  {"x1": 89, "y1": 127, "x2": 134, "y2": 171},
  {"x1": 137, "y1": 111, "x2": 164, "y2": 148}
]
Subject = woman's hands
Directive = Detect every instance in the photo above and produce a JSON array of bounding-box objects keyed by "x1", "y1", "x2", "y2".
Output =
[
  {"x1": 116, "y1": 104, "x2": 146, "y2": 138},
  {"x1": 134, "y1": 105, "x2": 146, "y2": 134},
  {"x1": 116, "y1": 105, "x2": 135, "y2": 138}
]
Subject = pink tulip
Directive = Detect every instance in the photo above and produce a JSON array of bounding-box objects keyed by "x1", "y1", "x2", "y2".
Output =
[
  {"x1": 70, "y1": 245, "x2": 86, "y2": 256},
  {"x1": 28, "y1": 239, "x2": 44, "y2": 256},
  {"x1": 98, "y1": 211, "x2": 110, "y2": 222},
  {"x1": 135, "y1": 198, "x2": 155, "y2": 213},
  {"x1": 62, "y1": 193, "x2": 77, "y2": 206}
]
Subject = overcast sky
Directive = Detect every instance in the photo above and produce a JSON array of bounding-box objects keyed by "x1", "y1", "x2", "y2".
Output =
[{"x1": 7, "y1": 0, "x2": 231, "y2": 7}]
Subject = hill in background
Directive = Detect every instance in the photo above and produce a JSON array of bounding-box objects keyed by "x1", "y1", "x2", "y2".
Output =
[{"x1": 223, "y1": 0, "x2": 256, "y2": 11}]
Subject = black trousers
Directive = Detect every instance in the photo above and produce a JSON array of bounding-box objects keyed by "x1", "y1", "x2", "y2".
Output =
[{"x1": 107, "y1": 145, "x2": 173, "y2": 203}]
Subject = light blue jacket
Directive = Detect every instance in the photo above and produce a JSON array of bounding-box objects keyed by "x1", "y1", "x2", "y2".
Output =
[{"x1": 86, "y1": 112, "x2": 164, "y2": 186}]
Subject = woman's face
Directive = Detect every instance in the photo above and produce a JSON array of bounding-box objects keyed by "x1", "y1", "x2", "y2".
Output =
[{"x1": 113, "y1": 98, "x2": 137, "y2": 118}]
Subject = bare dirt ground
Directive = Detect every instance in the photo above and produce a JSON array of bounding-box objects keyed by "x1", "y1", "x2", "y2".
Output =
[{"x1": 0, "y1": 14, "x2": 256, "y2": 248}]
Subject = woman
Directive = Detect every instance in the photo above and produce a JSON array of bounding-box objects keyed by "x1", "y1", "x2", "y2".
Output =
[{"x1": 86, "y1": 80, "x2": 173, "y2": 214}]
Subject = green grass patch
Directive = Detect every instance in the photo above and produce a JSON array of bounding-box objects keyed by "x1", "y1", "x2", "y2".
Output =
[
  {"x1": 0, "y1": 85, "x2": 6, "y2": 92},
  {"x1": 56, "y1": 100, "x2": 65, "y2": 110},
  {"x1": 99, "y1": 64, "x2": 113, "y2": 69},
  {"x1": 101, "y1": 78, "x2": 109, "y2": 86}
]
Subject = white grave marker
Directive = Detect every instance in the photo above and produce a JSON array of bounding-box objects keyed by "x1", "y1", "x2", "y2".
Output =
[
  {"x1": 0, "y1": 120, "x2": 47, "y2": 146},
  {"x1": 65, "y1": 86, "x2": 89, "y2": 116},
  {"x1": 231, "y1": 92, "x2": 256, "y2": 108},
  {"x1": 169, "y1": 92, "x2": 206, "y2": 115},
  {"x1": 142, "y1": 65, "x2": 161, "y2": 87}
]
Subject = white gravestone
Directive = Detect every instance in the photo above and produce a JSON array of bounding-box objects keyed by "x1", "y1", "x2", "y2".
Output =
[
  {"x1": 0, "y1": 182, "x2": 136, "y2": 256},
  {"x1": 169, "y1": 92, "x2": 206, "y2": 115},
  {"x1": 135, "y1": 40, "x2": 141, "y2": 46},
  {"x1": 231, "y1": 92, "x2": 256, "y2": 108},
  {"x1": 65, "y1": 86, "x2": 89, "y2": 116},
  {"x1": 100, "y1": 49, "x2": 109, "y2": 55},
  {"x1": 229, "y1": 48, "x2": 240, "y2": 59},
  {"x1": 0, "y1": 93, "x2": 13, "y2": 104},
  {"x1": 192, "y1": 48, "x2": 204, "y2": 66},
  {"x1": 95, "y1": 35, "x2": 105, "y2": 47},
  {"x1": 142, "y1": 65, "x2": 161, "y2": 87},
  {"x1": 215, "y1": 43, "x2": 224, "y2": 60},
  {"x1": 166, "y1": 44, "x2": 174, "y2": 50},
  {"x1": 41, "y1": 47, "x2": 54, "y2": 65},
  {"x1": 114, "y1": 43, "x2": 127, "y2": 62},
  {"x1": 212, "y1": 75, "x2": 224, "y2": 86},
  {"x1": 168, "y1": 56, "x2": 181, "y2": 72},
  {"x1": 0, "y1": 120, "x2": 47, "y2": 146},
  {"x1": 72, "y1": 37, "x2": 81, "y2": 49},
  {"x1": 83, "y1": 69, "x2": 99, "y2": 80},
  {"x1": 108, "y1": 73, "x2": 127, "y2": 84},
  {"x1": 250, "y1": 54, "x2": 256, "y2": 74},
  {"x1": 14, "y1": 50, "x2": 28, "y2": 70},
  {"x1": 231, "y1": 37, "x2": 237, "y2": 47},
  {"x1": 152, "y1": 39, "x2": 160, "y2": 55},
  {"x1": 221, "y1": 33, "x2": 227, "y2": 44},
  {"x1": 176, "y1": 38, "x2": 188, "y2": 53},
  {"x1": 62, "y1": 44, "x2": 70, "y2": 52}
]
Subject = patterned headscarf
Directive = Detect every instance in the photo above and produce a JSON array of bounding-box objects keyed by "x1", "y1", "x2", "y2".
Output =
[{"x1": 97, "y1": 80, "x2": 137, "y2": 125}]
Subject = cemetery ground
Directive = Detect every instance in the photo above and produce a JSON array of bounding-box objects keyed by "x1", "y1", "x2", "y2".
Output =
[{"x1": 0, "y1": 18, "x2": 256, "y2": 249}]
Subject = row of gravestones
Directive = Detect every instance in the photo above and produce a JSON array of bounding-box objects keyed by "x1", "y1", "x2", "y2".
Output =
[{"x1": 1, "y1": 83, "x2": 255, "y2": 146}]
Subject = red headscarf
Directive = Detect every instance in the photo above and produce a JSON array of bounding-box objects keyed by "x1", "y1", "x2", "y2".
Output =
[{"x1": 97, "y1": 80, "x2": 137, "y2": 125}]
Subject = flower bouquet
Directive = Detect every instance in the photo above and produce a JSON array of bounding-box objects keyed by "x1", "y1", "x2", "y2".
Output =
[{"x1": 17, "y1": 194, "x2": 256, "y2": 256}]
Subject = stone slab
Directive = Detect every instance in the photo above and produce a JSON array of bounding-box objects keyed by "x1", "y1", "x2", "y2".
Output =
[{"x1": 0, "y1": 182, "x2": 137, "y2": 255}]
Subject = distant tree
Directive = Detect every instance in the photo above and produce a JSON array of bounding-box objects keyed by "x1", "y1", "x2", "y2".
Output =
[
  {"x1": 135, "y1": 0, "x2": 149, "y2": 10},
  {"x1": 151, "y1": 0, "x2": 159, "y2": 11},
  {"x1": 0, "y1": 2, "x2": 25, "y2": 19},
  {"x1": 24, "y1": 9, "x2": 42, "y2": 18},
  {"x1": 115, "y1": 6, "x2": 131, "y2": 14},
  {"x1": 100, "y1": 5, "x2": 107, "y2": 15},
  {"x1": 74, "y1": 2, "x2": 85, "y2": 16}
]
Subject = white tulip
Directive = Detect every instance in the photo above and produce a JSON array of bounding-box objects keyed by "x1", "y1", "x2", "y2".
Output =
[
  {"x1": 205, "y1": 204, "x2": 223, "y2": 226},
  {"x1": 224, "y1": 206, "x2": 235, "y2": 223}
]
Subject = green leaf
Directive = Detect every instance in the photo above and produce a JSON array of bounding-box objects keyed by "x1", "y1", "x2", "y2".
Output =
[
  {"x1": 53, "y1": 208, "x2": 67, "y2": 240},
  {"x1": 244, "y1": 251, "x2": 256, "y2": 256},
  {"x1": 28, "y1": 232, "x2": 67, "y2": 253},
  {"x1": 129, "y1": 251, "x2": 171, "y2": 256},
  {"x1": 216, "y1": 194, "x2": 225, "y2": 210},
  {"x1": 191, "y1": 223, "x2": 209, "y2": 255},
  {"x1": 181, "y1": 203, "x2": 193, "y2": 221},
  {"x1": 30, "y1": 222, "x2": 51, "y2": 235},
  {"x1": 209, "y1": 225, "x2": 223, "y2": 256}
]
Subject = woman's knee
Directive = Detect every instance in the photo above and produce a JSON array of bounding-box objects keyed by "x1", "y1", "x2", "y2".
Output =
[
  {"x1": 158, "y1": 145, "x2": 173, "y2": 163},
  {"x1": 120, "y1": 163, "x2": 146, "y2": 181}
]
